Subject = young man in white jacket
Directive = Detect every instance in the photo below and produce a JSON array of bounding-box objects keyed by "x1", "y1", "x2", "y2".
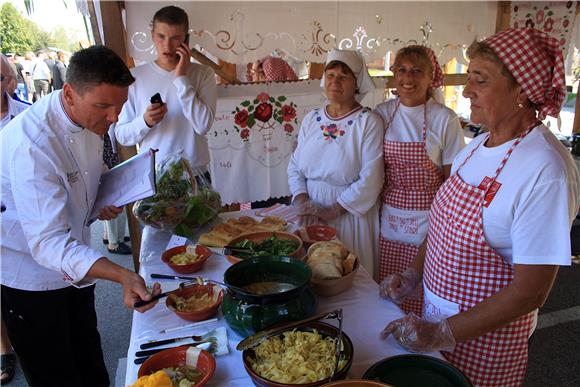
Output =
[
  {"x1": 115, "y1": 5, "x2": 218, "y2": 171},
  {"x1": 0, "y1": 45, "x2": 161, "y2": 387}
]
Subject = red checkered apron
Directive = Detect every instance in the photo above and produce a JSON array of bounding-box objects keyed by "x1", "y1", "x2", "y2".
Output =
[
  {"x1": 423, "y1": 122, "x2": 539, "y2": 386},
  {"x1": 379, "y1": 101, "x2": 444, "y2": 315}
]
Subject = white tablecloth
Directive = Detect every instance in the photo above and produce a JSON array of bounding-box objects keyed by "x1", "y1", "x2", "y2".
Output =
[{"x1": 124, "y1": 211, "x2": 441, "y2": 386}]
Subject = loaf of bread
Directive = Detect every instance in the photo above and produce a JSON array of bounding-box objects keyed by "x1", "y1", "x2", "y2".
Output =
[{"x1": 307, "y1": 241, "x2": 348, "y2": 279}]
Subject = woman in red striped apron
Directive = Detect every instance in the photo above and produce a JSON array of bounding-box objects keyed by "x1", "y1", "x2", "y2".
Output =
[
  {"x1": 375, "y1": 46, "x2": 464, "y2": 311},
  {"x1": 380, "y1": 28, "x2": 580, "y2": 386}
]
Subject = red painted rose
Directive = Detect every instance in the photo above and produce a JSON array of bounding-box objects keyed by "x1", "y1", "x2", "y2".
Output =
[
  {"x1": 284, "y1": 123, "x2": 294, "y2": 133},
  {"x1": 234, "y1": 109, "x2": 249, "y2": 128},
  {"x1": 536, "y1": 10, "x2": 544, "y2": 23},
  {"x1": 254, "y1": 102, "x2": 273, "y2": 122},
  {"x1": 281, "y1": 105, "x2": 297, "y2": 122},
  {"x1": 544, "y1": 18, "x2": 554, "y2": 32},
  {"x1": 563, "y1": 19, "x2": 570, "y2": 28},
  {"x1": 257, "y1": 92, "x2": 270, "y2": 103},
  {"x1": 240, "y1": 128, "x2": 250, "y2": 139}
]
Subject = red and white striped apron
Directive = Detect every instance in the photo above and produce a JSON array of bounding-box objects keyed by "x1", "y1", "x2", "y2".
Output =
[
  {"x1": 423, "y1": 123, "x2": 539, "y2": 386},
  {"x1": 379, "y1": 101, "x2": 444, "y2": 315}
]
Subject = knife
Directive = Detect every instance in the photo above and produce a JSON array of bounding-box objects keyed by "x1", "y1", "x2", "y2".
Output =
[
  {"x1": 133, "y1": 280, "x2": 198, "y2": 308},
  {"x1": 136, "y1": 339, "x2": 213, "y2": 357},
  {"x1": 151, "y1": 273, "x2": 196, "y2": 281}
]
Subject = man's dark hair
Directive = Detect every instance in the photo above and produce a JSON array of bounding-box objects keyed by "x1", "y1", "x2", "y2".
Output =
[
  {"x1": 151, "y1": 6, "x2": 189, "y2": 31},
  {"x1": 66, "y1": 45, "x2": 135, "y2": 94}
]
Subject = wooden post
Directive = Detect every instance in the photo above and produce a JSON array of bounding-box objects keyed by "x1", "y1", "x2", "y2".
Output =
[
  {"x1": 495, "y1": 1, "x2": 512, "y2": 32},
  {"x1": 97, "y1": 0, "x2": 142, "y2": 272},
  {"x1": 573, "y1": 82, "x2": 580, "y2": 134},
  {"x1": 308, "y1": 62, "x2": 325, "y2": 80},
  {"x1": 191, "y1": 48, "x2": 240, "y2": 84}
]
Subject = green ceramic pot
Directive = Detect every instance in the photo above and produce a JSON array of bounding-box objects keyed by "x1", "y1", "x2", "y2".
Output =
[{"x1": 221, "y1": 256, "x2": 318, "y2": 337}]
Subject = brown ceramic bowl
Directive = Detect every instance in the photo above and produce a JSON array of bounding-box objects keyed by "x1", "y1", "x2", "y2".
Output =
[
  {"x1": 166, "y1": 283, "x2": 224, "y2": 322},
  {"x1": 322, "y1": 381, "x2": 390, "y2": 387},
  {"x1": 226, "y1": 231, "x2": 304, "y2": 264},
  {"x1": 310, "y1": 258, "x2": 359, "y2": 297},
  {"x1": 161, "y1": 245, "x2": 212, "y2": 274},
  {"x1": 138, "y1": 346, "x2": 216, "y2": 386},
  {"x1": 242, "y1": 321, "x2": 353, "y2": 387}
]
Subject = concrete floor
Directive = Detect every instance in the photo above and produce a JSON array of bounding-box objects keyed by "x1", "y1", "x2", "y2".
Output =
[{"x1": 4, "y1": 222, "x2": 580, "y2": 386}]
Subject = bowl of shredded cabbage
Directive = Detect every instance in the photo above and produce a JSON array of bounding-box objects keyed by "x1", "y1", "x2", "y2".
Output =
[
  {"x1": 242, "y1": 321, "x2": 353, "y2": 386},
  {"x1": 162, "y1": 244, "x2": 212, "y2": 274}
]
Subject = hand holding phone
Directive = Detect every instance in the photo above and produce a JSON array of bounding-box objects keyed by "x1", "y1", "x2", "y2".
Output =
[{"x1": 150, "y1": 93, "x2": 164, "y2": 106}]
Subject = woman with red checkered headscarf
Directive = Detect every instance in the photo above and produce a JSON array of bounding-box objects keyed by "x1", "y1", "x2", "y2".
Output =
[
  {"x1": 248, "y1": 56, "x2": 298, "y2": 82},
  {"x1": 380, "y1": 29, "x2": 580, "y2": 386},
  {"x1": 375, "y1": 45, "x2": 465, "y2": 314}
]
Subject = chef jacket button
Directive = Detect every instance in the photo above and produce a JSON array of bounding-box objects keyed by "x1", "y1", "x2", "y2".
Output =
[
  {"x1": 69, "y1": 139, "x2": 74, "y2": 143},
  {"x1": 84, "y1": 171, "x2": 88, "y2": 175}
]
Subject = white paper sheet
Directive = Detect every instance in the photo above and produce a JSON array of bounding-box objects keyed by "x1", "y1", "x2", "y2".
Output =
[{"x1": 88, "y1": 148, "x2": 156, "y2": 224}]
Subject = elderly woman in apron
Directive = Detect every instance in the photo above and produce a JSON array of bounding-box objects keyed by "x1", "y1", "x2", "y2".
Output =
[
  {"x1": 288, "y1": 49, "x2": 384, "y2": 278},
  {"x1": 375, "y1": 45, "x2": 464, "y2": 314},
  {"x1": 380, "y1": 28, "x2": 580, "y2": 386}
]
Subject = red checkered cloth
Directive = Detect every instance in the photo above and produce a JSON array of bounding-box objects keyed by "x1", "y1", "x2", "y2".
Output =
[
  {"x1": 483, "y1": 27, "x2": 566, "y2": 120},
  {"x1": 425, "y1": 46, "x2": 444, "y2": 88},
  {"x1": 261, "y1": 56, "x2": 298, "y2": 81}
]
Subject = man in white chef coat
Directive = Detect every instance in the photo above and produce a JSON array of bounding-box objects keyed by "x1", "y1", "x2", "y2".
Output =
[{"x1": 0, "y1": 45, "x2": 161, "y2": 387}]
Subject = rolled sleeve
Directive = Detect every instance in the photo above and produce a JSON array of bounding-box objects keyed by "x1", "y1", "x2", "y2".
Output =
[{"x1": 10, "y1": 145, "x2": 103, "y2": 283}]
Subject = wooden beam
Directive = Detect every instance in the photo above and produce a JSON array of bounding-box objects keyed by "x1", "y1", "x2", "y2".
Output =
[
  {"x1": 191, "y1": 48, "x2": 240, "y2": 84},
  {"x1": 573, "y1": 82, "x2": 580, "y2": 134},
  {"x1": 98, "y1": 0, "x2": 141, "y2": 272},
  {"x1": 495, "y1": 1, "x2": 512, "y2": 33},
  {"x1": 87, "y1": 1, "x2": 102, "y2": 45},
  {"x1": 308, "y1": 62, "x2": 325, "y2": 80}
]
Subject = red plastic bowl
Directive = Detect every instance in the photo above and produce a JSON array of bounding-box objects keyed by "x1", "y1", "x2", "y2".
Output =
[
  {"x1": 226, "y1": 231, "x2": 304, "y2": 265},
  {"x1": 138, "y1": 346, "x2": 216, "y2": 386},
  {"x1": 161, "y1": 245, "x2": 212, "y2": 274},
  {"x1": 166, "y1": 283, "x2": 224, "y2": 322},
  {"x1": 295, "y1": 226, "x2": 337, "y2": 249}
]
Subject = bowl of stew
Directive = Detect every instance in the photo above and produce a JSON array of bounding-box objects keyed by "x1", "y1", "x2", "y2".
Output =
[
  {"x1": 166, "y1": 283, "x2": 224, "y2": 322},
  {"x1": 161, "y1": 245, "x2": 212, "y2": 274}
]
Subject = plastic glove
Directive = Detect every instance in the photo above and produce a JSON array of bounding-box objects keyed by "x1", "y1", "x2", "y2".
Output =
[
  {"x1": 380, "y1": 313, "x2": 456, "y2": 353},
  {"x1": 298, "y1": 200, "x2": 343, "y2": 222},
  {"x1": 379, "y1": 267, "x2": 421, "y2": 304}
]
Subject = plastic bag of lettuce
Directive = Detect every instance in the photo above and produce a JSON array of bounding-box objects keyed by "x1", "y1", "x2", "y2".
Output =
[{"x1": 133, "y1": 151, "x2": 221, "y2": 236}]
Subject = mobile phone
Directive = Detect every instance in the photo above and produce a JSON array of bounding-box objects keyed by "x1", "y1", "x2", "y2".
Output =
[{"x1": 150, "y1": 93, "x2": 164, "y2": 106}]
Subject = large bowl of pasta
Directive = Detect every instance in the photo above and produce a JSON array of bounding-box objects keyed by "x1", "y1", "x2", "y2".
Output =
[{"x1": 242, "y1": 321, "x2": 353, "y2": 387}]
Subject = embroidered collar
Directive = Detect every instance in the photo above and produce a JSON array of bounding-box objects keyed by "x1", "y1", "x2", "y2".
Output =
[{"x1": 323, "y1": 104, "x2": 363, "y2": 121}]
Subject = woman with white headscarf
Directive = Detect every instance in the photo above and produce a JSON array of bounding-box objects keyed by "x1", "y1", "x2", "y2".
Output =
[{"x1": 287, "y1": 48, "x2": 383, "y2": 278}]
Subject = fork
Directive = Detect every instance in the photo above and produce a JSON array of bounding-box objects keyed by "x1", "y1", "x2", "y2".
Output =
[{"x1": 139, "y1": 328, "x2": 217, "y2": 350}]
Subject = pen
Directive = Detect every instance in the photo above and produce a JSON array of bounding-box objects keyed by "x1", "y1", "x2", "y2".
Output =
[{"x1": 158, "y1": 318, "x2": 218, "y2": 334}]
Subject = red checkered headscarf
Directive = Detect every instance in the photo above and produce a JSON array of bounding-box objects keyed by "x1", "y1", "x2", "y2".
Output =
[
  {"x1": 425, "y1": 46, "x2": 444, "y2": 88},
  {"x1": 260, "y1": 56, "x2": 298, "y2": 81},
  {"x1": 483, "y1": 28, "x2": 566, "y2": 119}
]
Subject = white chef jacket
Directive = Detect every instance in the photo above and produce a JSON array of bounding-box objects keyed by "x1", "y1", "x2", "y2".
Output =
[
  {"x1": 0, "y1": 91, "x2": 105, "y2": 291},
  {"x1": 115, "y1": 62, "x2": 217, "y2": 168}
]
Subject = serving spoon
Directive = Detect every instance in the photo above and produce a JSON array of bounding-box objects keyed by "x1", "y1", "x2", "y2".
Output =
[{"x1": 150, "y1": 274, "x2": 255, "y2": 296}]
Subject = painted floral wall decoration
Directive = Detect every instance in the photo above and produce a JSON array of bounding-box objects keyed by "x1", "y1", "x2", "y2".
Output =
[
  {"x1": 511, "y1": 1, "x2": 575, "y2": 53},
  {"x1": 232, "y1": 92, "x2": 298, "y2": 142}
]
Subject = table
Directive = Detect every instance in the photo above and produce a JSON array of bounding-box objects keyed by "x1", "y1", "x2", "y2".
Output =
[{"x1": 124, "y1": 211, "x2": 441, "y2": 386}]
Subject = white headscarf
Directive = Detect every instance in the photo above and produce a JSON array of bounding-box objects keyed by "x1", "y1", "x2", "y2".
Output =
[{"x1": 320, "y1": 48, "x2": 375, "y2": 103}]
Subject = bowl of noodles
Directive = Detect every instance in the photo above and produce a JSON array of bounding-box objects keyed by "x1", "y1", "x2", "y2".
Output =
[
  {"x1": 137, "y1": 346, "x2": 216, "y2": 386},
  {"x1": 242, "y1": 321, "x2": 353, "y2": 387},
  {"x1": 166, "y1": 283, "x2": 224, "y2": 322},
  {"x1": 162, "y1": 244, "x2": 212, "y2": 274}
]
